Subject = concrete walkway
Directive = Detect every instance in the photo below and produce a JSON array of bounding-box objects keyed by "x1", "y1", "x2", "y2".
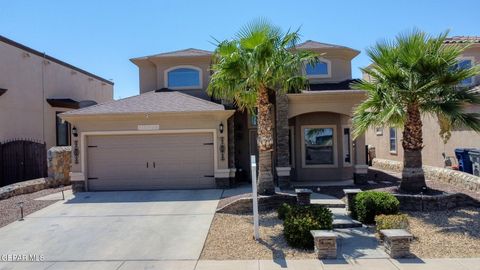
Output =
[{"x1": 1, "y1": 258, "x2": 478, "y2": 269}]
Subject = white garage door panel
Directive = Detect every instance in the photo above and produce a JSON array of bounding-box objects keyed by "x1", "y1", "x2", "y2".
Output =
[{"x1": 87, "y1": 133, "x2": 215, "y2": 190}]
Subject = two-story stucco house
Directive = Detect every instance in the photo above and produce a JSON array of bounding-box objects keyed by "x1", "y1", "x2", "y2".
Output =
[
  {"x1": 0, "y1": 35, "x2": 114, "y2": 149},
  {"x1": 365, "y1": 36, "x2": 480, "y2": 169},
  {"x1": 61, "y1": 40, "x2": 368, "y2": 191}
]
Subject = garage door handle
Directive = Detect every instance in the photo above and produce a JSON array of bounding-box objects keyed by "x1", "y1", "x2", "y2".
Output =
[
  {"x1": 146, "y1": 162, "x2": 149, "y2": 168},
  {"x1": 153, "y1": 162, "x2": 156, "y2": 168}
]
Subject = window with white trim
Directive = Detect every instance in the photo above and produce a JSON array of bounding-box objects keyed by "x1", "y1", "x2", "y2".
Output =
[
  {"x1": 305, "y1": 59, "x2": 331, "y2": 78},
  {"x1": 303, "y1": 127, "x2": 335, "y2": 165},
  {"x1": 166, "y1": 66, "x2": 201, "y2": 89},
  {"x1": 455, "y1": 58, "x2": 475, "y2": 87},
  {"x1": 389, "y1": 127, "x2": 397, "y2": 153}
]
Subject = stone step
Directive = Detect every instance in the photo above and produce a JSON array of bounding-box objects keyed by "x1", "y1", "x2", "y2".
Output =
[
  {"x1": 330, "y1": 207, "x2": 363, "y2": 229},
  {"x1": 312, "y1": 200, "x2": 346, "y2": 208},
  {"x1": 333, "y1": 219, "x2": 363, "y2": 228}
]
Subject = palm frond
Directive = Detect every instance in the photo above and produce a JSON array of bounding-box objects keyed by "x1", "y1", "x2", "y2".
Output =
[{"x1": 353, "y1": 29, "x2": 480, "y2": 140}]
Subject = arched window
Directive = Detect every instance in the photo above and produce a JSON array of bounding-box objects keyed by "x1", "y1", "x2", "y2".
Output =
[
  {"x1": 165, "y1": 66, "x2": 202, "y2": 89},
  {"x1": 305, "y1": 59, "x2": 331, "y2": 78}
]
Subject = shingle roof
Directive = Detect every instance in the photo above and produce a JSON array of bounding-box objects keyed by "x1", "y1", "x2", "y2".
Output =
[
  {"x1": 61, "y1": 90, "x2": 224, "y2": 116},
  {"x1": 444, "y1": 36, "x2": 480, "y2": 44},
  {"x1": 131, "y1": 48, "x2": 213, "y2": 60},
  {"x1": 296, "y1": 40, "x2": 358, "y2": 52}
]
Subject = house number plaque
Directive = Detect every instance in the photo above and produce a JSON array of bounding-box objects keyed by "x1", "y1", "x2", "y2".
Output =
[{"x1": 137, "y1": 124, "x2": 159, "y2": 131}]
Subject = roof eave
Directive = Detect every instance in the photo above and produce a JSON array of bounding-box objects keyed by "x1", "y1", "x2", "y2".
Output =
[
  {"x1": 288, "y1": 90, "x2": 367, "y2": 96},
  {"x1": 60, "y1": 109, "x2": 234, "y2": 121}
]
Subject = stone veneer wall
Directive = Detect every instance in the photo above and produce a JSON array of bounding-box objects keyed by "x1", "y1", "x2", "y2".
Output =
[
  {"x1": 275, "y1": 92, "x2": 291, "y2": 188},
  {"x1": 372, "y1": 158, "x2": 480, "y2": 192},
  {"x1": 217, "y1": 193, "x2": 297, "y2": 214},
  {"x1": 394, "y1": 193, "x2": 480, "y2": 211},
  {"x1": 47, "y1": 146, "x2": 72, "y2": 185}
]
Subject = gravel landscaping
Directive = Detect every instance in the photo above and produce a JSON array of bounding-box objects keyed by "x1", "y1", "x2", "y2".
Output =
[
  {"x1": 0, "y1": 186, "x2": 71, "y2": 228},
  {"x1": 201, "y1": 211, "x2": 316, "y2": 260},
  {"x1": 407, "y1": 207, "x2": 480, "y2": 258},
  {"x1": 203, "y1": 204, "x2": 480, "y2": 259}
]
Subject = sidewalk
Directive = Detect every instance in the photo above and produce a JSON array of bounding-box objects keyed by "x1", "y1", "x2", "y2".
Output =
[
  {"x1": 2, "y1": 258, "x2": 479, "y2": 270},
  {"x1": 194, "y1": 258, "x2": 480, "y2": 269}
]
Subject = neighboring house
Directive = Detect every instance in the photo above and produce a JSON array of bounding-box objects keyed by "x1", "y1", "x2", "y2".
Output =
[
  {"x1": 61, "y1": 40, "x2": 368, "y2": 191},
  {"x1": 0, "y1": 35, "x2": 114, "y2": 149},
  {"x1": 365, "y1": 36, "x2": 480, "y2": 168}
]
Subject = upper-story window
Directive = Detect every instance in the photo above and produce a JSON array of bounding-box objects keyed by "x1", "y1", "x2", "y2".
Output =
[
  {"x1": 165, "y1": 66, "x2": 202, "y2": 89},
  {"x1": 305, "y1": 59, "x2": 331, "y2": 78},
  {"x1": 455, "y1": 57, "x2": 475, "y2": 87}
]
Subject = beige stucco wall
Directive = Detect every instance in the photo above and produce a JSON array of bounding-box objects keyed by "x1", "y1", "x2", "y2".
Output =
[
  {"x1": 366, "y1": 113, "x2": 480, "y2": 168},
  {"x1": 62, "y1": 111, "x2": 233, "y2": 183},
  {"x1": 287, "y1": 91, "x2": 367, "y2": 181},
  {"x1": 134, "y1": 46, "x2": 359, "y2": 96},
  {"x1": 134, "y1": 56, "x2": 211, "y2": 95},
  {"x1": 364, "y1": 45, "x2": 480, "y2": 168},
  {"x1": 290, "y1": 112, "x2": 354, "y2": 181},
  {"x1": 0, "y1": 41, "x2": 113, "y2": 149},
  {"x1": 305, "y1": 49, "x2": 357, "y2": 84}
]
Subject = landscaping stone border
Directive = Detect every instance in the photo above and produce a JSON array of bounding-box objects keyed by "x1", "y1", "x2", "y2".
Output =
[
  {"x1": 217, "y1": 193, "x2": 297, "y2": 214},
  {"x1": 372, "y1": 158, "x2": 480, "y2": 192},
  {"x1": 393, "y1": 192, "x2": 480, "y2": 211},
  {"x1": 0, "y1": 177, "x2": 66, "y2": 200}
]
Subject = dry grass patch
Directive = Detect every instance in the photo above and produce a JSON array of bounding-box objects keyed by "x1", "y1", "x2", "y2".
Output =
[{"x1": 200, "y1": 211, "x2": 315, "y2": 260}]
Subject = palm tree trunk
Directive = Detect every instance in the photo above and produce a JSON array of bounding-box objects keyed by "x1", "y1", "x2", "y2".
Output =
[
  {"x1": 256, "y1": 85, "x2": 275, "y2": 195},
  {"x1": 400, "y1": 103, "x2": 426, "y2": 193}
]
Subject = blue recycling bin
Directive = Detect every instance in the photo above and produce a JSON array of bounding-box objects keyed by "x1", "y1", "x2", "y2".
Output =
[
  {"x1": 455, "y1": 148, "x2": 474, "y2": 174},
  {"x1": 468, "y1": 149, "x2": 480, "y2": 177}
]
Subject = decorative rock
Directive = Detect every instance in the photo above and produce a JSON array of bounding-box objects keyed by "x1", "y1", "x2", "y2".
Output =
[
  {"x1": 295, "y1": 188, "x2": 312, "y2": 206},
  {"x1": 380, "y1": 229, "x2": 413, "y2": 258},
  {"x1": 372, "y1": 158, "x2": 480, "y2": 192},
  {"x1": 311, "y1": 230, "x2": 337, "y2": 259},
  {"x1": 47, "y1": 146, "x2": 72, "y2": 187},
  {"x1": 343, "y1": 189, "x2": 362, "y2": 212},
  {"x1": 0, "y1": 178, "x2": 49, "y2": 200}
]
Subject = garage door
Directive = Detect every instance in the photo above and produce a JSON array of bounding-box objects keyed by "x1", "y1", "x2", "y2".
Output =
[{"x1": 86, "y1": 133, "x2": 215, "y2": 190}]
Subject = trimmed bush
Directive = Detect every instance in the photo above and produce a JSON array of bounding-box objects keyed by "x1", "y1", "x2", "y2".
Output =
[
  {"x1": 375, "y1": 214, "x2": 409, "y2": 233},
  {"x1": 354, "y1": 191, "x2": 399, "y2": 224},
  {"x1": 277, "y1": 203, "x2": 293, "y2": 220},
  {"x1": 282, "y1": 205, "x2": 333, "y2": 249}
]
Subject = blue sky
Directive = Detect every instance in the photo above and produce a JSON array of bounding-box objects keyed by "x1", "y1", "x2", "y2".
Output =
[{"x1": 1, "y1": 0, "x2": 478, "y2": 99}]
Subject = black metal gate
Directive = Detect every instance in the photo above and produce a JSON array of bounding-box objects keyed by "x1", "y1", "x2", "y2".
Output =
[{"x1": 0, "y1": 139, "x2": 47, "y2": 186}]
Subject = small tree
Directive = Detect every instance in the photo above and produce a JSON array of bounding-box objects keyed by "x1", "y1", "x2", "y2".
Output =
[
  {"x1": 208, "y1": 19, "x2": 318, "y2": 194},
  {"x1": 353, "y1": 30, "x2": 480, "y2": 193}
]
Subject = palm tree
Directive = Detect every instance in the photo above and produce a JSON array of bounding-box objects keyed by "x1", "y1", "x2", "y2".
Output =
[
  {"x1": 353, "y1": 30, "x2": 480, "y2": 193},
  {"x1": 208, "y1": 19, "x2": 318, "y2": 195}
]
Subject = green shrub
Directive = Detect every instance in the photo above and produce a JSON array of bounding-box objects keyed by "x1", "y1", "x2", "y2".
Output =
[
  {"x1": 354, "y1": 191, "x2": 399, "y2": 224},
  {"x1": 277, "y1": 203, "x2": 293, "y2": 220},
  {"x1": 283, "y1": 205, "x2": 333, "y2": 249},
  {"x1": 375, "y1": 214, "x2": 409, "y2": 233}
]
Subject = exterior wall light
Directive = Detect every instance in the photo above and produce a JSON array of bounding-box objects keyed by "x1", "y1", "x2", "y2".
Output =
[
  {"x1": 219, "y1": 122, "x2": 224, "y2": 134},
  {"x1": 72, "y1": 126, "x2": 78, "y2": 137}
]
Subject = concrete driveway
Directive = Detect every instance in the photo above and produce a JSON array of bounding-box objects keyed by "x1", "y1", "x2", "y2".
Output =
[{"x1": 0, "y1": 189, "x2": 222, "y2": 269}]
